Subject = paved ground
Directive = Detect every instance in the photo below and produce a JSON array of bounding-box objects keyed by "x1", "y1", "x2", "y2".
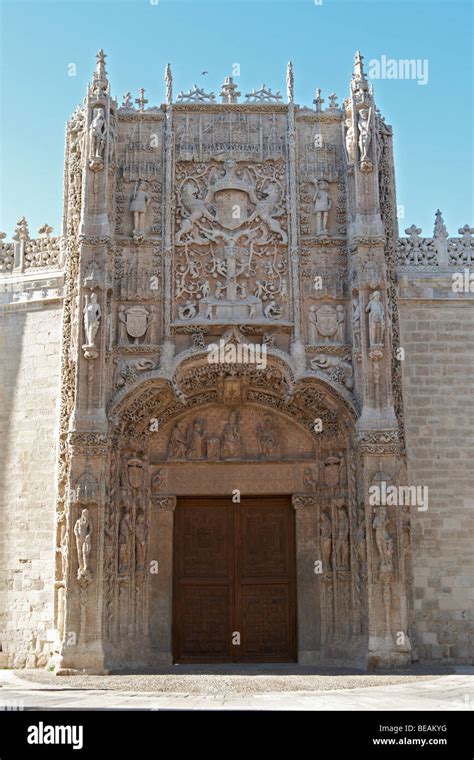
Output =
[{"x1": 0, "y1": 665, "x2": 473, "y2": 710}]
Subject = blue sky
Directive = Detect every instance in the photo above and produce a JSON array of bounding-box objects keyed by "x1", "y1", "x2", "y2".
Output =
[{"x1": 0, "y1": 0, "x2": 472, "y2": 239}]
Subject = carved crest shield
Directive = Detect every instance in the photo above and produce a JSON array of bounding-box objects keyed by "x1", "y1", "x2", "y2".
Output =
[
  {"x1": 316, "y1": 305, "x2": 337, "y2": 337},
  {"x1": 214, "y1": 189, "x2": 250, "y2": 230},
  {"x1": 127, "y1": 458, "x2": 145, "y2": 489},
  {"x1": 125, "y1": 305, "x2": 148, "y2": 339},
  {"x1": 324, "y1": 456, "x2": 341, "y2": 486}
]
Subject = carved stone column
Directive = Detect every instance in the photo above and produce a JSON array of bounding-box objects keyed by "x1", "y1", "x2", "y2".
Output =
[
  {"x1": 56, "y1": 433, "x2": 111, "y2": 674},
  {"x1": 287, "y1": 98, "x2": 304, "y2": 371},
  {"x1": 292, "y1": 494, "x2": 320, "y2": 664},
  {"x1": 148, "y1": 495, "x2": 176, "y2": 664},
  {"x1": 358, "y1": 434, "x2": 411, "y2": 668}
]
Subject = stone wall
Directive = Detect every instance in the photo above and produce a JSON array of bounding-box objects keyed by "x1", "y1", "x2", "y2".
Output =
[
  {"x1": 0, "y1": 301, "x2": 63, "y2": 667},
  {"x1": 399, "y1": 288, "x2": 474, "y2": 663}
]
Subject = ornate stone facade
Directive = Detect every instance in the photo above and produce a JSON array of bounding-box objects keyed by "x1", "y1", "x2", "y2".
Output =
[{"x1": 0, "y1": 51, "x2": 472, "y2": 671}]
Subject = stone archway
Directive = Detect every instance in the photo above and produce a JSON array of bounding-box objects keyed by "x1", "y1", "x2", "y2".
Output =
[{"x1": 100, "y1": 357, "x2": 367, "y2": 668}]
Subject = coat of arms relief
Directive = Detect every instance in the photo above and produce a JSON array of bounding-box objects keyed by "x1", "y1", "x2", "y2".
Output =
[{"x1": 174, "y1": 158, "x2": 289, "y2": 324}]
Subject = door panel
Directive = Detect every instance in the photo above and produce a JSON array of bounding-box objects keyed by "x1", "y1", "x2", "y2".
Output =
[{"x1": 173, "y1": 497, "x2": 295, "y2": 663}]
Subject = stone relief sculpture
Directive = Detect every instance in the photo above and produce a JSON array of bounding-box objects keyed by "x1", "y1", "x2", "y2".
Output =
[
  {"x1": 74, "y1": 508, "x2": 93, "y2": 580},
  {"x1": 221, "y1": 410, "x2": 242, "y2": 460},
  {"x1": 311, "y1": 354, "x2": 354, "y2": 391},
  {"x1": 303, "y1": 466, "x2": 319, "y2": 492},
  {"x1": 174, "y1": 158, "x2": 288, "y2": 323},
  {"x1": 308, "y1": 304, "x2": 345, "y2": 344},
  {"x1": 187, "y1": 418, "x2": 208, "y2": 460},
  {"x1": 168, "y1": 423, "x2": 187, "y2": 460},
  {"x1": 130, "y1": 181, "x2": 151, "y2": 239},
  {"x1": 365, "y1": 290, "x2": 385, "y2": 347},
  {"x1": 372, "y1": 506, "x2": 394, "y2": 573},
  {"x1": 151, "y1": 469, "x2": 166, "y2": 493},
  {"x1": 256, "y1": 414, "x2": 279, "y2": 458},
  {"x1": 117, "y1": 304, "x2": 153, "y2": 345},
  {"x1": 312, "y1": 179, "x2": 332, "y2": 235}
]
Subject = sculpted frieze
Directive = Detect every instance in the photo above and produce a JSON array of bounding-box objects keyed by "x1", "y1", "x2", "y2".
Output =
[{"x1": 173, "y1": 158, "x2": 289, "y2": 324}]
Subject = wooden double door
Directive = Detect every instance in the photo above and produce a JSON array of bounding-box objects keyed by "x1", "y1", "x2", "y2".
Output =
[{"x1": 173, "y1": 497, "x2": 296, "y2": 663}]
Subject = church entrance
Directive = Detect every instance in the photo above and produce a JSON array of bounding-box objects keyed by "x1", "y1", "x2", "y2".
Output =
[{"x1": 173, "y1": 497, "x2": 296, "y2": 663}]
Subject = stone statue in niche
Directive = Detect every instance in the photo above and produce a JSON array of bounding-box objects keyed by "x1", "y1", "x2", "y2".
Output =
[
  {"x1": 74, "y1": 508, "x2": 92, "y2": 580},
  {"x1": 345, "y1": 118, "x2": 356, "y2": 162},
  {"x1": 221, "y1": 410, "x2": 242, "y2": 460},
  {"x1": 168, "y1": 423, "x2": 187, "y2": 460},
  {"x1": 118, "y1": 509, "x2": 131, "y2": 574},
  {"x1": 256, "y1": 414, "x2": 279, "y2": 458},
  {"x1": 372, "y1": 506, "x2": 394, "y2": 573},
  {"x1": 130, "y1": 181, "x2": 151, "y2": 238},
  {"x1": 335, "y1": 506, "x2": 350, "y2": 569},
  {"x1": 187, "y1": 419, "x2": 208, "y2": 460},
  {"x1": 135, "y1": 510, "x2": 146, "y2": 571},
  {"x1": 89, "y1": 107, "x2": 107, "y2": 169},
  {"x1": 365, "y1": 290, "x2": 385, "y2": 347},
  {"x1": 83, "y1": 292, "x2": 101, "y2": 351},
  {"x1": 321, "y1": 511, "x2": 332, "y2": 571},
  {"x1": 351, "y1": 296, "x2": 361, "y2": 348},
  {"x1": 303, "y1": 466, "x2": 319, "y2": 492},
  {"x1": 358, "y1": 107, "x2": 372, "y2": 161},
  {"x1": 312, "y1": 179, "x2": 332, "y2": 235}
]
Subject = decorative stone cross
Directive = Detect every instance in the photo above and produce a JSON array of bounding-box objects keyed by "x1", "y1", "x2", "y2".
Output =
[
  {"x1": 313, "y1": 88, "x2": 325, "y2": 113},
  {"x1": 328, "y1": 92, "x2": 339, "y2": 109},
  {"x1": 135, "y1": 88, "x2": 148, "y2": 112}
]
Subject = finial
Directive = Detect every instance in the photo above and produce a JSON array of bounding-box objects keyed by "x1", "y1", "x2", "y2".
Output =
[
  {"x1": 353, "y1": 50, "x2": 365, "y2": 79},
  {"x1": 135, "y1": 88, "x2": 148, "y2": 112},
  {"x1": 286, "y1": 61, "x2": 294, "y2": 103},
  {"x1": 220, "y1": 76, "x2": 241, "y2": 104},
  {"x1": 38, "y1": 223, "x2": 53, "y2": 238},
  {"x1": 433, "y1": 209, "x2": 448, "y2": 240},
  {"x1": 165, "y1": 63, "x2": 173, "y2": 105},
  {"x1": 313, "y1": 88, "x2": 325, "y2": 113},
  {"x1": 91, "y1": 49, "x2": 108, "y2": 98},
  {"x1": 328, "y1": 92, "x2": 339, "y2": 110},
  {"x1": 351, "y1": 49, "x2": 369, "y2": 96},
  {"x1": 13, "y1": 216, "x2": 30, "y2": 243}
]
